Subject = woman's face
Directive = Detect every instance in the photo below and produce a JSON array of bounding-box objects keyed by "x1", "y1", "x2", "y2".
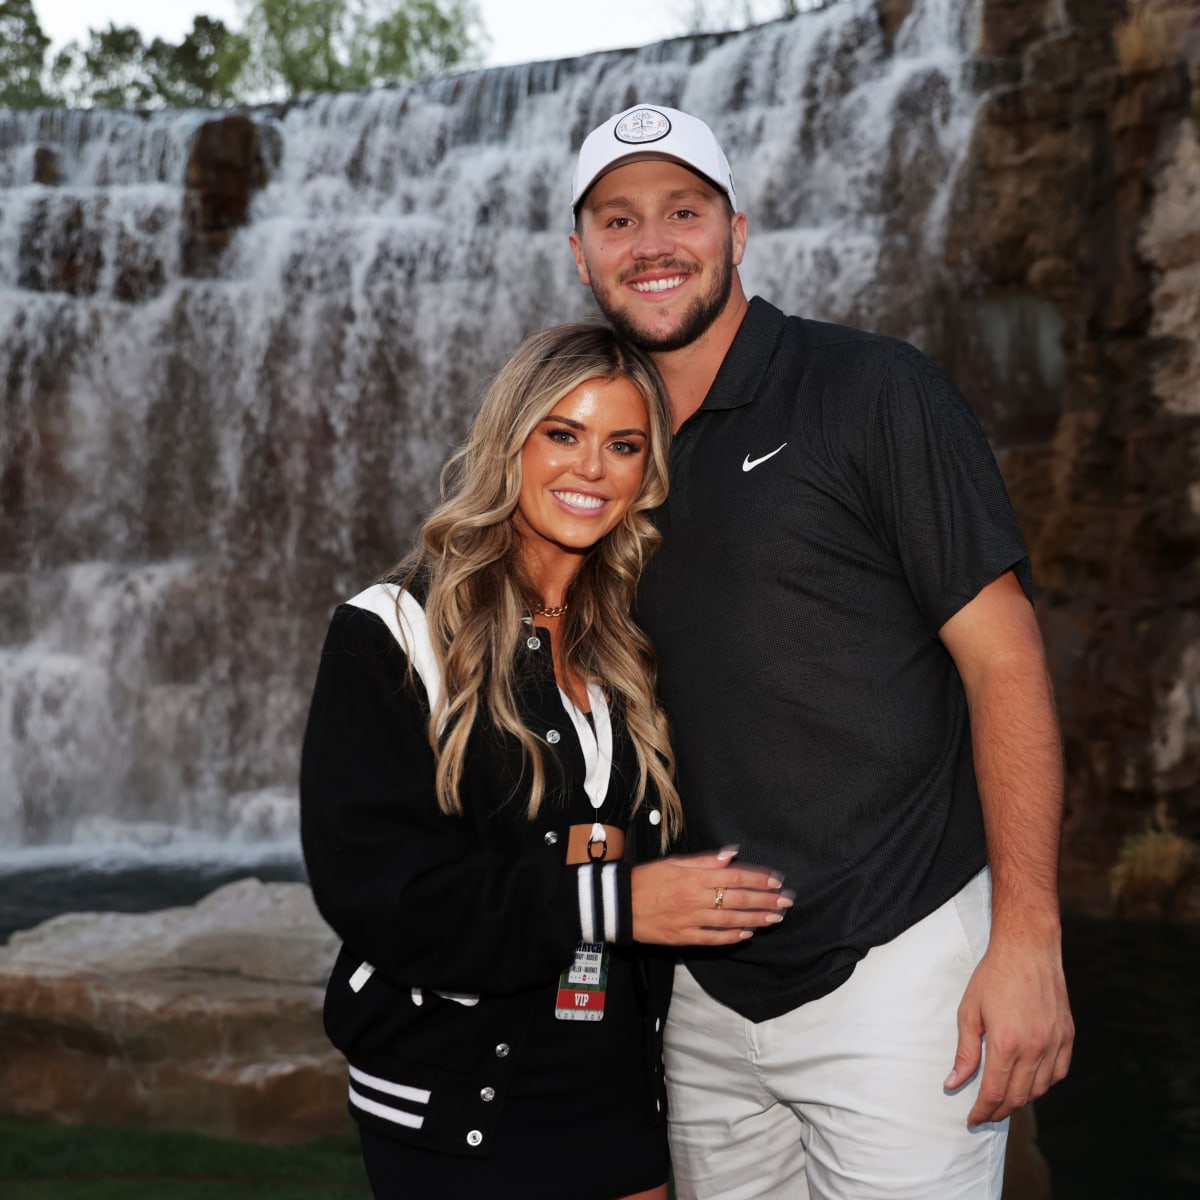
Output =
[{"x1": 513, "y1": 375, "x2": 650, "y2": 574}]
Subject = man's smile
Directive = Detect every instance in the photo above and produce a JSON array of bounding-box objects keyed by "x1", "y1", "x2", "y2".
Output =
[{"x1": 631, "y1": 275, "x2": 687, "y2": 293}]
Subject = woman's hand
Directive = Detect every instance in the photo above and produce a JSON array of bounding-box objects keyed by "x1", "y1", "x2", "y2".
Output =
[{"x1": 631, "y1": 847, "x2": 792, "y2": 945}]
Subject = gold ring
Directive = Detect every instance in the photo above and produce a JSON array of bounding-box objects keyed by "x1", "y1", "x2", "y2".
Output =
[{"x1": 713, "y1": 887, "x2": 725, "y2": 910}]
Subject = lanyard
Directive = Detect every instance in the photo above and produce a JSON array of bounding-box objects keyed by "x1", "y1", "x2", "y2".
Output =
[{"x1": 556, "y1": 683, "x2": 613, "y2": 846}]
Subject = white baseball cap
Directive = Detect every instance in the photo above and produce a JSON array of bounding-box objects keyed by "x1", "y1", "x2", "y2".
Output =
[{"x1": 570, "y1": 103, "x2": 738, "y2": 215}]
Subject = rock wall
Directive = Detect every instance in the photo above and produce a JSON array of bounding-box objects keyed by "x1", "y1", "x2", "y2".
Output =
[{"x1": 944, "y1": 0, "x2": 1200, "y2": 915}]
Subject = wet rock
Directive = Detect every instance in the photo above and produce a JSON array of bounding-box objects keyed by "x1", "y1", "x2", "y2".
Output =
[
  {"x1": 877, "y1": 0, "x2": 915, "y2": 44},
  {"x1": 182, "y1": 113, "x2": 279, "y2": 277},
  {"x1": 32, "y1": 146, "x2": 59, "y2": 187}
]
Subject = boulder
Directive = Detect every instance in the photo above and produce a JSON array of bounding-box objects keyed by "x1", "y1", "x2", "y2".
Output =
[
  {"x1": 0, "y1": 878, "x2": 350, "y2": 1143},
  {"x1": 181, "y1": 113, "x2": 280, "y2": 277}
]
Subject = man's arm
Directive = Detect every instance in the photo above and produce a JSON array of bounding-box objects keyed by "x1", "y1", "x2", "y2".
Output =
[{"x1": 938, "y1": 569, "x2": 1074, "y2": 1124}]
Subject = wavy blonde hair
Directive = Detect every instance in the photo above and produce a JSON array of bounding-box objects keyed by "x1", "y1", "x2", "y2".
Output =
[{"x1": 394, "y1": 323, "x2": 681, "y2": 845}]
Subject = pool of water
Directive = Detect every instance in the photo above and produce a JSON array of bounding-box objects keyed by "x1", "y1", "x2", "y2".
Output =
[{"x1": 0, "y1": 852, "x2": 308, "y2": 943}]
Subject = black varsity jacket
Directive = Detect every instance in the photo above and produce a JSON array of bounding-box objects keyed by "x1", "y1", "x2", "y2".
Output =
[{"x1": 299, "y1": 583, "x2": 672, "y2": 1158}]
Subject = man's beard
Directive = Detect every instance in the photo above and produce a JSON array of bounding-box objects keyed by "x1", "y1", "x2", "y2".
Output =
[{"x1": 588, "y1": 242, "x2": 735, "y2": 353}]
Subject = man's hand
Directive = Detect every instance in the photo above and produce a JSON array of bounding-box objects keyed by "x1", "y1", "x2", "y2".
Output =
[
  {"x1": 945, "y1": 931, "x2": 1074, "y2": 1124},
  {"x1": 632, "y1": 847, "x2": 792, "y2": 945}
]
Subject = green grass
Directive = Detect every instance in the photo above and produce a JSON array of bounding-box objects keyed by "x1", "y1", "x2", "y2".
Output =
[
  {"x1": 0, "y1": 1116, "x2": 678, "y2": 1197},
  {"x1": 0, "y1": 1117, "x2": 371, "y2": 1199}
]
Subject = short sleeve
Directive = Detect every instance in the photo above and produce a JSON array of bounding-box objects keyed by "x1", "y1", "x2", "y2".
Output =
[{"x1": 866, "y1": 345, "x2": 1032, "y2": 634}]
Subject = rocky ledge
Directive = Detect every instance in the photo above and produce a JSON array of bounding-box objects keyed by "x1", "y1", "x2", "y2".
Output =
[{"x1": 0, "y1": 878, "x2": 349, "y2": 1143}]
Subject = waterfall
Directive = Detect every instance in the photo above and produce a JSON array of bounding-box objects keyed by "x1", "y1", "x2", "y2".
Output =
[{"x1": 0, "y1": 0, "x2": 983, "y2": 858}]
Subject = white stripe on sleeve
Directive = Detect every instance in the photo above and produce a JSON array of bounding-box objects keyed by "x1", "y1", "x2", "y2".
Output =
[
  {"x1": 601, "y1": 862, "x2": 619, "y2": 942},
  {"x1": 348, "y1": 1064, "x2": 431, "y2": 1105},
  {"x1": 348, "y1": 1085, "x2": 426, "y2": 1129},
  {"x1": 577, "y1": 863, "x2": 595, "y2": 942}
]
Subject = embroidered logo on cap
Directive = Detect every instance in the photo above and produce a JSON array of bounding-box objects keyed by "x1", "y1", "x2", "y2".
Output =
[{"x1": 614, "y1": 108, "x2": 671, "y2": 144}]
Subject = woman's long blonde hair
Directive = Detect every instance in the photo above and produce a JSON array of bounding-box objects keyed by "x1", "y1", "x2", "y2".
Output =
[{"x1": 395, "y1": 323, "x2": 681, "y2": 845}]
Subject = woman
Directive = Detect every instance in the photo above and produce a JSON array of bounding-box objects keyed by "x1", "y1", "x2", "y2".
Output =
[{"x1": 300, "y1": 324, "x2": 787, "y2": 1199}]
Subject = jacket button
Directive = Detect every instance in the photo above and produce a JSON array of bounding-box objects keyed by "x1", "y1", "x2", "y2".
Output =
[
  {"x1": 480, "y1": 1087, "x2": 495, "y2": 1102},
  {"x1": 648, "y1": 809, "x2": 662, "y2": 825},
  {"x1": 546, "y1": 729, "x2": 561, "y2": 744},
  {"x1": 544, "y1": 831, "x2": 559, "y2": 846},
  {"x1": 495, "y1": 1043, "x2": 510, "y2": 1058},
  {"x1": 526, "y1": 636, "x2": 541, "y2": 651},
  {"x1": 467, "y1": 1129, "x2": 483, "y2": 1146}
]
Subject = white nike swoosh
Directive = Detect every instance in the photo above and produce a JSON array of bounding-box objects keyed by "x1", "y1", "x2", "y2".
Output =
[{"x1": 742, "y1": 443, "x2": 788, "y2": 472}]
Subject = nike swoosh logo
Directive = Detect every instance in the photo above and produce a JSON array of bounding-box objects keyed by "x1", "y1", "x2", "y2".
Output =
[{"x1": 742, "y1": 443, "x2": 788, "y2": 472}]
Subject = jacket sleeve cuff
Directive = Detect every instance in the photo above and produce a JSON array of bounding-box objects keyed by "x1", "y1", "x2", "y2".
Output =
[{"x1": 573, "y1": 860, "x2": 634, "y2": 946}]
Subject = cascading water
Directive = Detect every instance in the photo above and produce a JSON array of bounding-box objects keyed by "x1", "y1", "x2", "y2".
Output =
[{"x1": 0, "y1": 0, "x2": 983, "y2": 875}]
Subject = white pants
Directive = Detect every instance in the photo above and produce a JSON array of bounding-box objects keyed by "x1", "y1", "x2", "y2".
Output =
[{"x1": 665, "y1": 869, "x2": 1007, "y2": 1200}]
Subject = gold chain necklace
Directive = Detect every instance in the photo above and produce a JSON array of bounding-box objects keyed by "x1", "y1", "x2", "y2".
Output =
[{"x1": 533, "y1": 601, "x2": 568, "y2": 618}]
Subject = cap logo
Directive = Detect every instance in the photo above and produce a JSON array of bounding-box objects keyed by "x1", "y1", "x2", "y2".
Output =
[{"x1": 614, "y1": 108, "x2": 671, "y2": 145}]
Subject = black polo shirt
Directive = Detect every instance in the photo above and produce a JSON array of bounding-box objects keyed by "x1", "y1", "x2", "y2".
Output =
[{"x1": 637, "y1": 297, "x2": 1032, "y2": 1022}]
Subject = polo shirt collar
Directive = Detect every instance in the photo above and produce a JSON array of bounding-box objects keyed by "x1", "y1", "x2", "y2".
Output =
[{"x1": 698, "y1": 296, "x2": 789, "y2": 412}]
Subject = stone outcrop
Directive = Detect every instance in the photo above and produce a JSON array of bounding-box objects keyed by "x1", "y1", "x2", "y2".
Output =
[
  {"x1": 182, "y1": 113, "x2": 280, "y2": 277},
  {"x1": 0, "y1": 879, "x2": 350, "y2": 1143},
  {"x1": 944, "y1": 0, "x2": 1200, "y2": 917},
  {"x1": 32, "y1": 145, "x2": 59, "y2": 186}
]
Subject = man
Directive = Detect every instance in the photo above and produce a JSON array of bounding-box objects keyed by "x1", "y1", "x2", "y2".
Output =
[{"x1": 567, "y1": 103, "x2": 1074, "y2": 1200}]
